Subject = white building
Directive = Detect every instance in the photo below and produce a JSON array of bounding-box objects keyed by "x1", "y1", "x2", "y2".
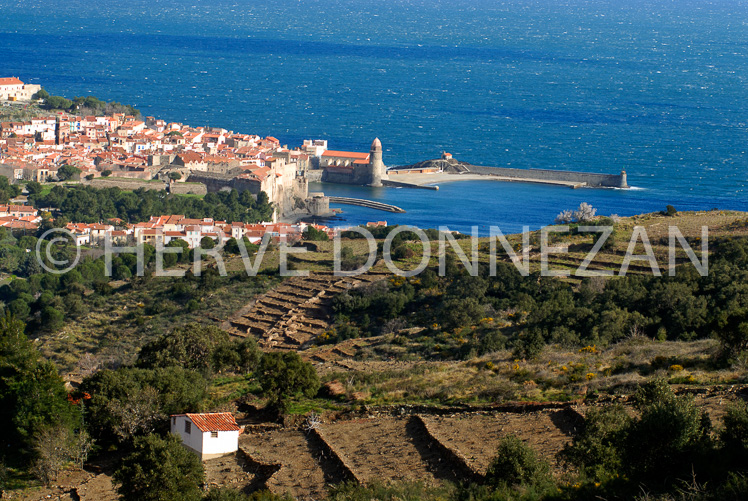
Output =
[
  {"x1": 302, "y1": 139, "x2": 328, "y2": 157},
  {"x1": 0, "y1": 77, "x2": 41, "y2": 101},
  {"x1": 170, "y1": 413, "x2": 241, "y2": 460}
]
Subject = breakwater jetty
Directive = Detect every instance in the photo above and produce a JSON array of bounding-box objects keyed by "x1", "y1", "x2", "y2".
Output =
[
  {"x1": 468, "y1": 165, "x2": 628, "y2": 188},
  {"x1": 327, "y1": 196, "x2": 406, "y2": 213},
  {"x1": 388, "y1": 156, "x2": 628, "y2": 189}
]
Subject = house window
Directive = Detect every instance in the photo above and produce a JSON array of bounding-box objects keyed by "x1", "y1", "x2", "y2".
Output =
[
  {"x1": 211, "y1": 431, "x2": 218, "y2": 438},
  {"x1": 184, "y1": 421, "x2": 191, "y2": 434}
]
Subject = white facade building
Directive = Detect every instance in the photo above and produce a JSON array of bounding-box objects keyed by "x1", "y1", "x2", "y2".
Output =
[
  {"x1": 0, "y1": 77, "x2": 41, "y2": 101},
  {"x1": 170, "y1": 413, "x2": 241, "y2": 460}
]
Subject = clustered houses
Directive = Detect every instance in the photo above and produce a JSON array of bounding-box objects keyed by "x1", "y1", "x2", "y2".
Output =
[
  {"x1": 2, "y1": 210, "x2": 336, "y2": 249},
  {"x1": 0, "y1": 204, "x2": 40, "y2": 231},
  {"x1": 62, "y1": 216, "x2": 335, "y2": 249},
  {"x1": 132, "y1": 216, "x2": 336, "y2": 248},
  {"x1": 0, "y1": 111, "x2": 298, "y2": 186}
]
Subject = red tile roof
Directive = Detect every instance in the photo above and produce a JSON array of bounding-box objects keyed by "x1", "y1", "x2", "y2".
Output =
[
  {"x1": 0, "y1": 77, "x2": 24, "y2": 86},
  {"x1": 184, "y1": 413, "x2": 240, "y2": 432},
  {"x1": 321, "y1": 150, "x2": 369, "y2": 160}
]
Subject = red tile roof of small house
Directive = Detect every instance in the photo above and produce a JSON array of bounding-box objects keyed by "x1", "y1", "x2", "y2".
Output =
[{"x1": 179, "y1": 413, "x2": 240, "y2": 432}]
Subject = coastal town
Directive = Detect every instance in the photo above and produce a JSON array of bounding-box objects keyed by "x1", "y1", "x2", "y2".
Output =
[
  {"x1": 2, "y1": 4, "x2": 748, "y2": 497},
  {"x1": 0, "y1": 77, "x2": 400, "y2": 228}
]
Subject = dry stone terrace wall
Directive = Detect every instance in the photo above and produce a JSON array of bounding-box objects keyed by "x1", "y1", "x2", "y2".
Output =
[
  {"x1": 224, "y1": 271, "x2": 388, "y2": 350},
  {"x1": 239, "y1": 429, "x2": 350, "y2": 499},
  {"x1": 236, "y1": 406, "x2": 587, "y2": 498}
]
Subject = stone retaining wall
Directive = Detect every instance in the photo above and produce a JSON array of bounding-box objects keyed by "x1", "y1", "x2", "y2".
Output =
[
  {"x1": 309, "y1": 428, "x2": 359, "y2": 483},
  {"x1": 410, "y1": 415, "x2": 483, "y2": 482}
]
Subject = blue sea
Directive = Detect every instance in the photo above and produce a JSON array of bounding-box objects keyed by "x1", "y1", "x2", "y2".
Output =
[{"x1": 1, "y1": 0, "x2": 746, "y2": 233}]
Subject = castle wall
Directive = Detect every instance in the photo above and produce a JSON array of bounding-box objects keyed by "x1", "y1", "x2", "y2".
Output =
[
  {"x1": 89, "y1": 178, "x2": 167, "y2": 191},
  {"x1": 170, "y1": 182, "x2": 208, "y2": 195},
  {"x1": 322, "y1": 170, "x2": 356, "y2": 185},
  {"x1": 305, "y1": 170, "x2": 323, "y2": 182}
]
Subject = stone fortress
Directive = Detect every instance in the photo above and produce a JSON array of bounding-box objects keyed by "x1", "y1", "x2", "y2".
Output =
[{"x1": 317, "y1": 138, "x2": 388, "y2": 187}]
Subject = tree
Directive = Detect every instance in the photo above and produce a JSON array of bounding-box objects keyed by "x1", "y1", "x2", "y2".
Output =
[
  {"x1": 0, "y1": 175, "x2": 21, "y2": 203},
  {"x1": 224, "y1": 237, "x2": 240, "y2": 255},
  {"x1": 664, "y1": 205, "x2": 678, "y2": 216},
  {"x1": 0, "y1": 315, "x2": 80, "y2": 451},
  {"x1": 32, "y1": 88, "x2": 49, "y2": 101},
  {"x1": 25, "y1": 181, "x2": 43, "y2": 196},
  {"x1": 31, "y1": 424, "x2": 73, "y2": 486},
  {"x1": 168, "y1": 172, "x2": 182, "y2": 181},
  {"x1": 561, "y1": 404, "x2": 631, "y2": 481},
  {"x1": 554, "y1": 209, "x2": 574, "y2": 224},
  {"x1": 200, "y1": 236, "x2": 216, "y2": 250},
  {"x1": 302, "y1": 226, "x2": 329, "y2": 241},
  {"x1": 624, "y1": 379, "x2": 713, "y2": 483},
  {"x1": 234, "y1": 337, "x2": 262, "y2": 373},
  {"x1": 716, "y1": 312, "x2": 748, "y2": 357},
  {"x1": 42, "y1": 96, "x2": 73, "y2": 110},
  {"x1": 114, "y1": 433, "x2": 205, "y2": 501},
  {"x1": 101, "y1": 169, "x2": 112, "y2": 177},
  {"x1": 56, "y1": 165, "x2": 81, "y2": 182},
  {"x1": 41, "y1": 306, "x2": 65, "y2": 331},
  {"x1": 257, "y1": 352, "x2": 320, "y2": 410},
  {"x1": 563, "y1": 379, "x2": 714, "y2": 488},
  {"x1": 137, "y1": 323, "x2": 232, "y2": 373},
  {"x1": 573, "y1": 202, "x2": 597, "y2": 222},
  {"x1": 81, "y1": 366, "x2": 208, "y2": 446},
  {"x1": 722, "y1": 401, "x2": 748, "y2": 468},
  {"x1": 31, "y1": 424, "x2": 93, "y2": 486},
  {"x1": 9, "y1": 298, "x2": 31, "y2": 320}
]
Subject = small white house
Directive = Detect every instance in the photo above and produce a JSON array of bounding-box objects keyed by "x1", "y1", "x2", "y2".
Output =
[{"x1": 170, "y1": 413, "x2": 241, "y2": 460}]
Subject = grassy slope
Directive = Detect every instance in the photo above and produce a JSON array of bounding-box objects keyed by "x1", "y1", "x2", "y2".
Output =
[{"x1": 33, "y1": 210, "x2": 748, "y2": 404}]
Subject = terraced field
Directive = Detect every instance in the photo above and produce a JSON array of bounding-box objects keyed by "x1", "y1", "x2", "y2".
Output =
[
  {"x1": 223, "y1": 271, "x2": 388, "y2": 350},
  {"x1": 419, "y1": 409, "x2": 582, "y2": 476},
  {"x1": 237, "y1": 407, "x2": 575, "y2": 498}
]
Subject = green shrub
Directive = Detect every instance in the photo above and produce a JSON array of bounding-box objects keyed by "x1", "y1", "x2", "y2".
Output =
[
  {"x1": 722, "y1": 401, "x2": 748, "y2": 466},
  {"x1": 114, "y1": 433, "x2": 204, "y2": 501},
  {"x1": 562, "y1": 404, "x2": 631, "y2": 482},
  {"x1": 136, "y1": 323, "x2": 232, "y2": 373},
  {"x1": 258, "y1": 352, "x2": 320, "y2": 411},
  {"x1": 633, "y1": 385, "x2": 714, "y2": 478},
  {"x1": 485, "y1": 435, "x2": 551, "y2": 489},
  {"x1": 565, "y1": 378, "x2": 715, "y2": 490},
  {"x1": 328, "y1": 480, "x2": 454, "y2": 501}
]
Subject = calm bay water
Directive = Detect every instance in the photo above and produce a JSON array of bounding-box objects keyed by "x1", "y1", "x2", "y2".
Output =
[{"x1": 0, "y1": 0, "x2": 745, "y2": 231}]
